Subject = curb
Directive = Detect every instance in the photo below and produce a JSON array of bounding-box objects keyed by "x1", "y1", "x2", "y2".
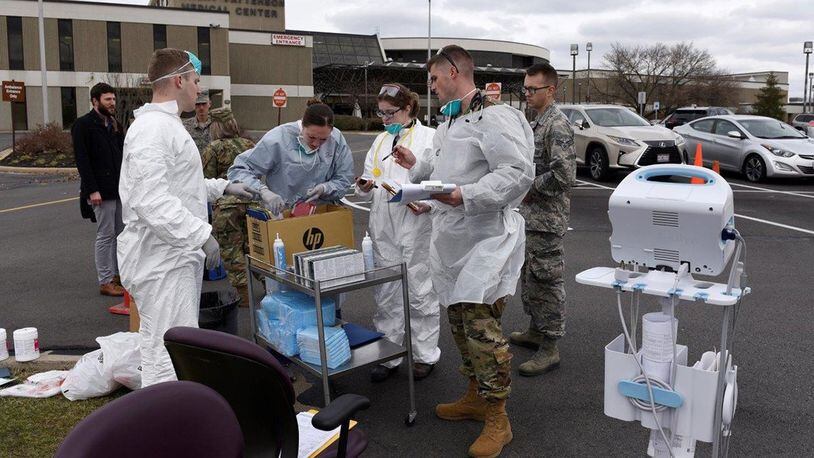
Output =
[
  {"x1": 0, "y1": 165, "x2": 78, "y2": 174},
  {"x1": 0, "y1": 147, "x2": 78, "y2": 174},
  {"x1": 1, "y1": 351, "x2": 82, "y2": 373}
]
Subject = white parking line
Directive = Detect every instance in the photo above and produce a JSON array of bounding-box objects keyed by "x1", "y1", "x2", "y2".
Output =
[
  {"x1": 573, "y1": 179, "x2": 814, "y2": 236},
  {"x1": 728, "y1": 182, "x2": 814, "y2": 200},
  {"x1": 575, "y1": 179, "x2": 616, "y2": 190},
  {"x1": 734, "y1": 214, "x2": 814, "y2": 236},
  {"x1": 732, "y1": 190, "x2": 814, "y2": 194}
]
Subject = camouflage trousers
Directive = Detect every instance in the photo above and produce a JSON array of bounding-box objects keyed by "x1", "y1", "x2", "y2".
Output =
[
  {"x1": 447, "y1": 297, "x2": 512, "y2": 400},
  {"x1": 521, "y1": 230, "x2": 566, "y2": 339},
  {"x1": 211, "y1": 196, "x2": 263, "y2": 289}
]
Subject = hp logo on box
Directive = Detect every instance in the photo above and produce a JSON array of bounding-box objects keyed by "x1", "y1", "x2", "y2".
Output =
[{"x1": 303, "y1": 228, "x2": 324, "y2": 250}]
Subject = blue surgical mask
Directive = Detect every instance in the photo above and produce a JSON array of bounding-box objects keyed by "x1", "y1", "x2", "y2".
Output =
[
  {"x1": 384, "y1": 123, "x2": 403, "y2": 135},
  {"x1": 298, "y1": 136, "x2": 319, "y2": 155},
  {"x1": 439, "y1": 88, "x2": 478, "y2": 117}
]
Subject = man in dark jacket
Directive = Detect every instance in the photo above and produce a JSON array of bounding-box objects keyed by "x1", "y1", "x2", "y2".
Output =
[{"x1": 72, "y1": 82, "x2": 126, "y2": 297}]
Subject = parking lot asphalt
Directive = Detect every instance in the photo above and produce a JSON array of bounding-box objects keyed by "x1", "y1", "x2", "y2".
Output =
[{"x1": 1, "y1": 132, "x2": 813, "y2": 456}]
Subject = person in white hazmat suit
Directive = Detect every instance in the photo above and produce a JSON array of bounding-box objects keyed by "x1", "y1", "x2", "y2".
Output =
[
  {"x1": 393, "y1": 45, "x2": 534, "y2": 458},
  {"x1": 118, "y1": 49, "x2": 257, "y2": 388},
  {"x1": 355, "y1": 83, "x2": 440, "y2": 383}
]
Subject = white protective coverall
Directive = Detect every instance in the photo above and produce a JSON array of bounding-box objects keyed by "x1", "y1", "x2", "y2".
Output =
[
  {"x1": 355, "y1": 121, "x2": 441, "y2": 367},
  {"x1": 409, "y1": 102, "x2": 534, "y2": 307},
  {"x1": 118, "y1": 100, "x2": 229, "y2": 387},
  {"x1": 227, "y1": 121, "x2": 354, "y2": 205}
]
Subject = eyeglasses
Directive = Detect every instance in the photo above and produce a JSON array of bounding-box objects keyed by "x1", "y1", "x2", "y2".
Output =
[
  {"x1": 523, "y1": 85, "x2": 553, "y2": 95},
  {"x1": 375, "y1": 108, "x2": 402, "y2": 119},
  {"x1": 436, "y1": 49, "x2": 459, "y2": 73},
  {"x1": 379, "y1": 84, "x2": 401, "y2": 97}
]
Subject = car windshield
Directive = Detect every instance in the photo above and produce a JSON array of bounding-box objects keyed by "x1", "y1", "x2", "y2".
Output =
[
  {"x1": 739, "y1": 119, "x2": 806, "y2": 139},
  {"x1": 585, "y1": 108, "x2": 650, "y2": 127},
  {"x1": 674, "y1": 110, "x2": 707, "y2": 122}
]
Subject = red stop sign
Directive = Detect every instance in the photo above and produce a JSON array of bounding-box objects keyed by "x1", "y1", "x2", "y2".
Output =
[{"x1": 273, "y1": 88, "x2": 287, "y2": 108}]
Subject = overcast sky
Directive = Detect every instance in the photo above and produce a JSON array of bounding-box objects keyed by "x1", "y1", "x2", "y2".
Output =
[{"x1": 93, "y1": 0, "x2": 814, "y2": 97}]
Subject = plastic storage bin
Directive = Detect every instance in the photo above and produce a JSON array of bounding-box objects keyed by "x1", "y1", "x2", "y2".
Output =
[{"x1": 604, "y1": 334, "x2": 735, "y2": 443}]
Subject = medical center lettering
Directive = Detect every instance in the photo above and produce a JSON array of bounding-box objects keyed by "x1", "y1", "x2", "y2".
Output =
[{"x1": 180, "y1": 0, "x2": 285, "y2": 18}]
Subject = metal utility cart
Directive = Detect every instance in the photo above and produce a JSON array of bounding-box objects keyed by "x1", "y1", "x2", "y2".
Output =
[{"x1": 246, "y1": 255, "x2": 418, "y2": 425}]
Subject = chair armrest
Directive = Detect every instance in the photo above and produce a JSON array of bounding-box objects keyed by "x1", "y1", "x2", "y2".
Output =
[{"x1": 311, "y1": 394, "x2": 371, "y2": 431}]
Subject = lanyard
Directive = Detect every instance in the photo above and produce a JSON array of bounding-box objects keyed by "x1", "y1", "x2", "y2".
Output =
[{"x1": 372, "y1": 123, "x2": 415, "y2": 177}]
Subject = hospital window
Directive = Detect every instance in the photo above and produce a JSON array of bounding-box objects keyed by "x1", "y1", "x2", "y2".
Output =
[
  {"x1": 153, "y1": 24, "x2": 167, "y2": 50},
  {"x1": 107, "y1": 22, "x2": 122, "y2": 73},
  {"x1": 58, "y1": 19, "x2": 74, "y2": 71},
  {"x1": 61, "y1": 87, "x2": 77, "y2": 128},
  {"x1": 7, "y1": 16, "x2": 24, "y2": 70},
  {"x1": 197, "y1": 27, "x2": 211, "y2": 75}
]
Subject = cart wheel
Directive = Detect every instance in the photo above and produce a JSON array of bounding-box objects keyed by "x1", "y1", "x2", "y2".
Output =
[{"x1": 404, "y1": 411, "x2": 417, "y2": 427}]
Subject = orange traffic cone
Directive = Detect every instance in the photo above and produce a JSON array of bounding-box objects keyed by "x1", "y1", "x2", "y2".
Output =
[
  {"x1": 109, "y1": 290, "x2": 131, "y2": 316},
  {"x1": 691, "y1": 144, "x2": 705, "y2": 184},
  {"x1": 712, "y1": 160, "x2": 720, "y2": 174}
]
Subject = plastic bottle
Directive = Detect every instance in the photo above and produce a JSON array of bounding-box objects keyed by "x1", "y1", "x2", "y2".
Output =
[
  {"x1": 0, "y1": 328, "x2": 8, "y2": 362},
  {"x1": 362, "y1": 232, "x2": 375, "y2": 271},
  {"x1": 13, "y1": 327, "x2": 40, "y2": 362},
  {"x1": 273, "y1": 233, "x2": 287, "y2": 292}
]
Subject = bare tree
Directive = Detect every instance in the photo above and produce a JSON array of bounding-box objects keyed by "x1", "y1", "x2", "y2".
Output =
[
  {"x1": 100, "y1": 73, "x2": 152, "y2": 131},
  {"x1": 595, "y1": 42, "x2": 736, "y2": 114}
]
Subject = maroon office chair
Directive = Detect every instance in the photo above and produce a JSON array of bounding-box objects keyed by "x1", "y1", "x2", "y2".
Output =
[
  {"x1": 164, "y1": 326, "x2": 369, "y2": 458},
  {"x1": 55, "y1": 381, "x2": 243, "y2": 458}
]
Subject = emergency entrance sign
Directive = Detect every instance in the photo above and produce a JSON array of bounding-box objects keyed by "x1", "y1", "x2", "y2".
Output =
[
  {"x1": 2, "y1": 81, "x2": 25, "y2": 102},
  {"x1": 273, "y1": 88, "x2": 287, "y2": 108},
  {"x1": 485, "y1": 82, "x2": 501, "y2": 101}
]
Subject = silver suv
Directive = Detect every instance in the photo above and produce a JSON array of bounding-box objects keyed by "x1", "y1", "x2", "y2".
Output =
[{"x1": 558, "y1": 104, "x2": 686, "y2": 180}]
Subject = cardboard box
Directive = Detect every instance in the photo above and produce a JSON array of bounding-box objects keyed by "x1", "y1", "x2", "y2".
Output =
[{"x1": 248, "y1": 204, "x2": 355, "y2": 268}]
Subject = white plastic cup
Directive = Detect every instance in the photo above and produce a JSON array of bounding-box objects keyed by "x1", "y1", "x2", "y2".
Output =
[
  {"x1": 0, "y1": 328, "x2": 8, "y2": 361},
  {"x1": 13, "y1": 327, "x2": 40, "y2": 362}
]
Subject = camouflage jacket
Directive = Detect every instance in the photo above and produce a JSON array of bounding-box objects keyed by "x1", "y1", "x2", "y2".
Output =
[
  {"x1": 203, "y1": 137, "x2": 256, "y2": 206},
  {"x1": 519, "y1": 104, "x2": 577, "y2": 235},
  {"x1": 183, "y1": 116, "x2": 212, "y2": 155}
]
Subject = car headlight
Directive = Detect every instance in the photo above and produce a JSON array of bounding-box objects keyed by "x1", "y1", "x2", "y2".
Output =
[
  {"x1": 761, "y1": 144, "x2": 795, "y2": 158},
  {"x1": 607, "y1": 135, "x2": 639, "y2": 147}
]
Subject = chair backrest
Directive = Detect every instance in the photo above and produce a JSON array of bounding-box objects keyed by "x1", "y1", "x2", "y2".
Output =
[
  {"x1": 164, "y1": 326, "x2": 300, "y2": 458},
  {"x1": 55, "y1": 381, "x2": 243, "y2": 458}
]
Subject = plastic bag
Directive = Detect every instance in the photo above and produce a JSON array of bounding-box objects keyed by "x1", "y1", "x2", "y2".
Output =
[
  {"x1": 0, "y1": 370, "x2": 68, "y2": 398},
  {"x1": 61, "y1": 349, "x2": 121, "y2": 401},
  {"x1": 97, "y1": 332, "x2": 142, "y2": 390}
]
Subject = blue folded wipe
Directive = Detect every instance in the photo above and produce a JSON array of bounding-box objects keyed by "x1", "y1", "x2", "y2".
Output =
[
  {"x1": 297, "y1": 326, "x2": 351, "y2": 369},
  {"x1": 261, "y1": 291, "x2": 335, "y2": 328}
]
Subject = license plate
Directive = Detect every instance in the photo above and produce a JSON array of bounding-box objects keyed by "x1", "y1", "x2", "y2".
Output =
[{"x1": 657, "y1": 153, "x2": 670, "y2": 163}]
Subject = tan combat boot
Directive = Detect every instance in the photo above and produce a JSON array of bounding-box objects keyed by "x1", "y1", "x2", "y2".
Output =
[
  {"x1": 508, "y1": 328, "x2": 545, "y2": 350},
  {"x1": 518, "y1": 337, "x2": 560, "y2": 377},
  {"x1": 236, "y1": 285, "x2": 250, "y2": 308},
  {"x1": 435, "y1": 378, "x2": 489, "y2": 421},
  {"x1": 468, "y1": 399, "x2": 512, "y2": 458}
]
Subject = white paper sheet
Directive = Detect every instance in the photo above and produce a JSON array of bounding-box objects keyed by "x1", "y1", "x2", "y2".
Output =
[
  {"x1": 296, "y1": 411, "x2": 341, "y2": 458},
  {"x1": 389, "y1": 181, "x2": 456, "y2": 204}
]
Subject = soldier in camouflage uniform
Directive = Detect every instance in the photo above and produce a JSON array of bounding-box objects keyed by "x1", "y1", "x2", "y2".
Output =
[
  {"x1": 183, "y1": 90, "x2": 212, "y2": 156},
  {"x1": 513, "y1": 62, "x2": 577, "y2": 377},
  {"x1": 202, "y1": 107, "x2": 259, "y2": 307}
]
